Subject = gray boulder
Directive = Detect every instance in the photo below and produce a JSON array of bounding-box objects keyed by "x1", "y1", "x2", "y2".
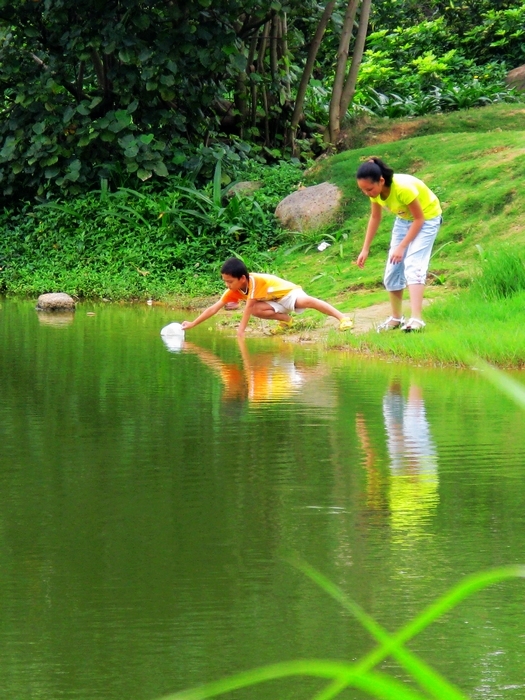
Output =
[
  {"x1": 36, "y1": 292, "x2": 76, "y2": 311},
  {"x1": 275, "y1": 182, "x2": 342, "y2": 232},
  {"x1": 506, "y1": 64, "x2": 525, "y2": 90}
]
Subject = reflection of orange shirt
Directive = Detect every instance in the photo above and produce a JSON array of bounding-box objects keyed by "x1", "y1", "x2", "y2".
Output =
[
  {"x1": 221, "y1": 273, "x2": 300, "y2": 305},
  {"x1": 219, "y1": 359, "x2": 303, "y2": 404},
  {"x1": 219, "y1": 365, "x2": 245, "y2": 400}
]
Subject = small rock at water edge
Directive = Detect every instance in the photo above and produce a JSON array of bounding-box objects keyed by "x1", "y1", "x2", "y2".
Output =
[{"x1": 36, "y1": 293, "x2": 76, "y2": 311}]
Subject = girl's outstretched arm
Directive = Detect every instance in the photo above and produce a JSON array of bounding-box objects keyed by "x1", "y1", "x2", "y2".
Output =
[
  {"x1": 181, "y1": 299, "x2": 226, "y2": 330},
  {"x1": 357, "y1": 202, "x2": 382, "y2": 268}
]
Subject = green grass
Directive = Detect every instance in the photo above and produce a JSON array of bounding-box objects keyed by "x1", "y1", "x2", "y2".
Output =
[
  {"x1": 267, "y1": 103, "x2": 525, "y2": 367},
  {"x1": 322, "y1": 290, "x2": 525, "y2": 369},
  {"x1": 341, "y1": 102, "x2": 525, "y2": 150}
]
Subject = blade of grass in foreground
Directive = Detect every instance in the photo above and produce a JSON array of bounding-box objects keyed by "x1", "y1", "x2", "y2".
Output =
[
  {"x1": 156, "y1": 565, "x2": 525, "y2": 700},
  {"x1": 293, "y1": 559, "x2": 468, "y2": 700},
  {"x1": 473, "y1": 357, "x2": 525, "y2": 409},
  {"x1": 396, "y1": 565, "x2": 525, "y2": 641},
  {"x1": 157, "y1": 661, "x2": 431, "y2": 700}
]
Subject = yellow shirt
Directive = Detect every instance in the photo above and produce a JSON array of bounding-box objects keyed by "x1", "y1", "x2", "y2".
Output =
[
  {"x1": 371, "y1": 174, "x2": 441, "y2": 220},
  {"x1": 221, "y1": 273, "x2": 300, "y2": 304}
]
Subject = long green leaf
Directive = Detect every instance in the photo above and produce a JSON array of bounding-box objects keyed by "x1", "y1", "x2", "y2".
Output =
[
  {"x1": 36, "y1": 202, "x2": 79, "y2": 217},
  {"x1": 100, "y1": 203, "x2": 151, "y2": 228},
  {"x1": 474, "y1": 358, "x2": 525, "y2": 410},
  {"x1": 156, "y1": 661, "x2": 430, "y2": 700},
  {"x1": 173, "y1": 185, "x2": 214, "y2": 208},
  {"x1": 392, "y1": 565, "x2": 525, "y2": 647},
  {"x1": 294, "y1": 560, "x2": 468, "y2": 700},
  {"x1": 212, "y1": 158, "x2": 222, "y2": 208}
]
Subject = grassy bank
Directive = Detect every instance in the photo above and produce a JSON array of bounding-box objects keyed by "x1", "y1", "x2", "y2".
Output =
[
  {"x1": 269, "y1": 103, "x2": 525, "y2": 367},
  {"x1": 2, "y1": 103, "x2": 525, "y2": 367}
]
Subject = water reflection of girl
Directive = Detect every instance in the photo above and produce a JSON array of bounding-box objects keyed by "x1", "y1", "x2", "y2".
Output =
[
  {"x1": 184, "y1": 338, "x2": 304, "y2": 405},
  {"x1": 383, "y1": 381, "x2": 439, "y2": 539}
]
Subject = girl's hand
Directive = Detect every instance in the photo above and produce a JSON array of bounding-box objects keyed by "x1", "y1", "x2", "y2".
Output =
[
  {"x1": 356, "y1": 249, "x2": 369, "y2": 268},
  {"x1": 389, "y1": 244, "x2": 406, "y2": 264},
  {"x1": 181, "y1": 321, "x2": 194, "y2": 330}
]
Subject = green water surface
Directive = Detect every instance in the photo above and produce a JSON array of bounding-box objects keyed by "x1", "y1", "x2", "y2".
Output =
[{"x1": 1, "y1": 299, "x2": 524, "y2": 700}]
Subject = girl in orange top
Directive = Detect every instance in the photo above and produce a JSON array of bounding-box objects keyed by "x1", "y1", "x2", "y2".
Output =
[{"x1": 182, "y1": 257, "x2": 353, "y2": 337}]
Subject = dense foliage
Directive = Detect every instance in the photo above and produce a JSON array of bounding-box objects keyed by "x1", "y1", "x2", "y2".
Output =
[
  {"x1": 0, "y1": 160, "x2": 302, "y2": 298},
  {"x1": 2, "y1": 0, "x2": 524, "y2": 204},
  {"x1": 0, "y1": 0, "x2": 371, "y2": 201},
  {"x1": 353, "y1": 1, "x2": 525, "y2": 117}
]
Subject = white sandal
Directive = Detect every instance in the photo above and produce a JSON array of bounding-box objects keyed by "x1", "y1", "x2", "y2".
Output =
[
  {"x1": 401, "y1": 318, "x2": 426, "y2": 332},
  {"x1": 376, "y1": 315, "x2": 405, "y2": 333}
]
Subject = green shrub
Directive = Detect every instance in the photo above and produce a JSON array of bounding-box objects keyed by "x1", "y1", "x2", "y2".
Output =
[{"x1": 0, "y1": 161, "x2": 302, "y2": 299}]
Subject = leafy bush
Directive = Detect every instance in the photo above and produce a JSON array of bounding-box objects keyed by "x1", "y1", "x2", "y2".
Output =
[
  {"x1": 351, "y1": 12, "x2": 525, "y2": 120},
  {"x1": 0, "y1": 160, "x2": 303, "y2": 299}
]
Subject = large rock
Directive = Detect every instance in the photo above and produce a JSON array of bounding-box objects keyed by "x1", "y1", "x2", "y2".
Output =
[
  {"x1": 36, "y1": 292, "x2": 76, "y2": 311},
  {"x1": 506, "y1": 64, "x2": 525, "y2": 90},
  {"x1": 275, "y1": 182, "x2": 342, "y2": 232}
]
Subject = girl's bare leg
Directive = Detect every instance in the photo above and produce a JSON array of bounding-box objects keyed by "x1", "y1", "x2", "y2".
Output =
[
  {"x1": 407, "y1": 283, "x2": 425, "y2": 320},
  {"x1": 389, "y1": 289, "x2": 404, "y2": 319},
  {"x1": 294, "y1": 295, "x2": 345, "y2": 320}
]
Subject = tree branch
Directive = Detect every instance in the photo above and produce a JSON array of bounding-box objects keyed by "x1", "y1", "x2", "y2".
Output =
[
  {"x1": 238, "y1": 10, "x2": 276, "y2": 40},
  {"x1": 31, "y1": 52, "x2": 87, "y2": 101}
]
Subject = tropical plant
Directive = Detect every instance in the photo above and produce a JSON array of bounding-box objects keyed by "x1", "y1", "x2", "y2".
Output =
[
  {"x1": 0, "y1": 0, "x2": 373, "y2": 202},
  {"x1": 0, "y1": 159, "x2": 300, "y2": 297}
]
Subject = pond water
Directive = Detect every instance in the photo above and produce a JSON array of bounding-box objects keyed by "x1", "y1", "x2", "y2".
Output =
[{"x1": 1, "y1": 298, "x2": 525, "y2": 700}]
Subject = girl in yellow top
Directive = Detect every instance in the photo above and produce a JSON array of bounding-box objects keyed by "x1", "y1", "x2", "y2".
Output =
[{"x1": 356, "y1": 157, "x2": 442, "y2": 332}]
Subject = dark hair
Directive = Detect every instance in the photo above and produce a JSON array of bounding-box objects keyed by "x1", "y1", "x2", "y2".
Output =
[
  {"x1": 356, "y1": 157, "x2": 394, "y2": 187},
  {"x1": 221, "y1": 257, "x2": 249, "y2": 279}
]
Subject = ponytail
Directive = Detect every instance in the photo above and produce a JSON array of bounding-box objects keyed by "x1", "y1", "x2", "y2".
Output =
[{"x1": 356, "y1": 157, "x2": 394, "y2": 187}]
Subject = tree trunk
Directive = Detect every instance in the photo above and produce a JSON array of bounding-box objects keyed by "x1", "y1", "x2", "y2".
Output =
[
  {"x1": 270, "y1": 15, "x2": 279, "y2": 82},
  {"x1": 281, "y1": 13, "x2": 291, "y2": 100},
  {"x1": 327, "y1": 0, "x2": 360, "y2": 144},
  {"x1": 339, "y1": 0, "x2": 372, "y2": 119},
  {"x1": 247, "y1": 31, "x2": 260, "y2": 129},
  {"x1": 257, "y1": 22, "x2": 270, "y2": 74},
  {"x1": 257, "y1": 23, "x2": 271, "y2": 143},
  {"x1": 289, "y1": 0, "x2": 336, "y2": 153}
]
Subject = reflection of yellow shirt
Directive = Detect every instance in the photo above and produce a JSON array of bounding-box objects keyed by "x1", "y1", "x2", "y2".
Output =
[
  {"x1": 389, "y1": 474, "x2": 439, "y2": 540},
  {"x1": 221, "y1": 273, "x2": 300, "y2": 305},
  {"x1": 371, "y1": 174, "x2": 441, "y2": 220},
  {"x1": 383, "y1": 391, "x2": 439, "y2": 541}
]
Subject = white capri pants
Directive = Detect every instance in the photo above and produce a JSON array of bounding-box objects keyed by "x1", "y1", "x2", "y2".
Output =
[{"x1": 383, "y1": 215, "x2": 441, "y2": 291}]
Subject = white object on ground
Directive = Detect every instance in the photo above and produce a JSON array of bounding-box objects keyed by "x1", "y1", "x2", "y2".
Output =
[{"x1": 317, "y1": 241, "x2": 331, "y2": 252}]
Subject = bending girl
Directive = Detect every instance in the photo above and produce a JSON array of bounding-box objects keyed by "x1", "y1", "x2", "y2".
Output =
[{"x1": 356, "y1": 157, "x2": 442, "y2": 332}]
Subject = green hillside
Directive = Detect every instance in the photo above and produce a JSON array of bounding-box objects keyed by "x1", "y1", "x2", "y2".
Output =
[{"x1": 275, "y1": 104, "x2": 525, "y2": 310}]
